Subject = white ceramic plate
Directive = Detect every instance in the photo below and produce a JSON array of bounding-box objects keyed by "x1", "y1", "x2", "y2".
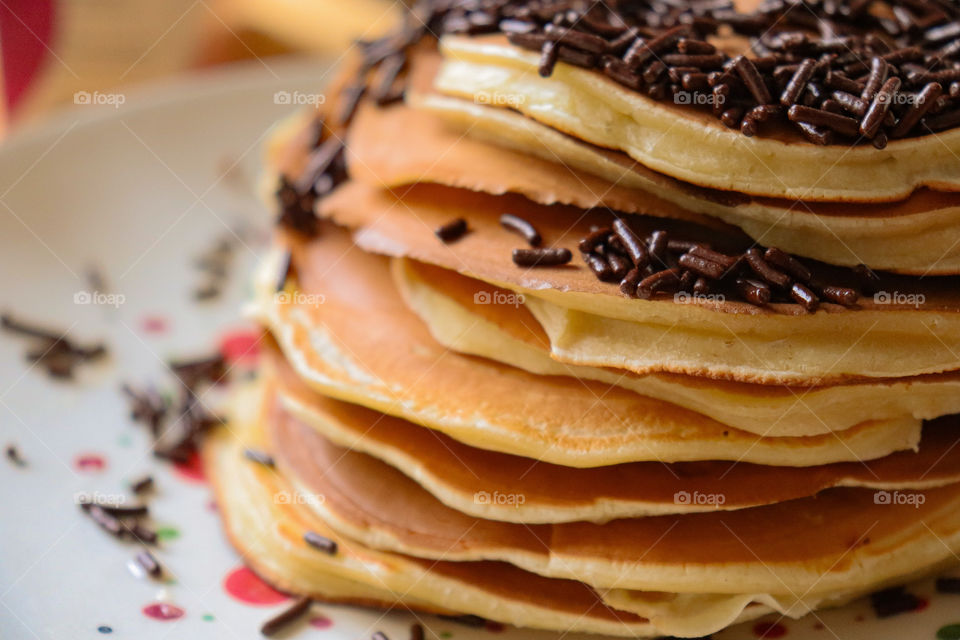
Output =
[{"x1": 0, "y1": 58, "x2": 958, "y2": 640}]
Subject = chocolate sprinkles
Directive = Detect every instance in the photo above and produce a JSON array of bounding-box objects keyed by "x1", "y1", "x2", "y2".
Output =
[
  {"x1": 435, "y1": 218, "x2": 469, "y2": 243},
  {"x1": 244, "y1": 448, "x2": 275, "y2": 467},
  {"x1": 438, "y1": 0, "x2": 960, "y2": 145},
  {"x1": 574, "y1": 214, "x2": 876, "y2": 310},
  {"x1": 261, "y1": 597, "x2": 313, "y2": 636},
  {"x1": 5, "y1": 444, "x2": 26, "y2": 467},
  {"x1": 2, "y1": 313, "x2": 107, "y2": 380},
  {"x1": 135, "y1": 549, "x2": 163, "y2": 578},
  {"x1": 512, "y1": 247, "x2": 573, "y2": 267},
  {"x1": 500, "y1": 213, "x2": 541, "y2": 246},
  {"x1": 304, "y1": 531, "x2": 338, "y2": 555}
]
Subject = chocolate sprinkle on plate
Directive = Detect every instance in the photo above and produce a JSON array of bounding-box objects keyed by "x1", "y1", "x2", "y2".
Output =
[
  {"x1": 135, "y1": 549, "x2": 163, "y2": 578},
  {"x1": 2, "y1": 313, "x2": 107, "y2": 379},
  {"x1": 261, "y1": 597, "x2": 312, "y2": 637},
  {"x1": 870, "y1": 586, "x2": 922, "y2": 618},
  {"x1": 130, "y1": 475, "x2": 154, "y2": 495},
  {"x1": 936, "y1": 577, "x2": 960, "y2": 594},
  {"x1": 5, "y1": 444, "x2": 26, "y2": 467},
  {"x1": 437, "y1": 614, "x2": 487, "y2": 628}
]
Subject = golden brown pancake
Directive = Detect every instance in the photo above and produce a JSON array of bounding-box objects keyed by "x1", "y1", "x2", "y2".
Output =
[
  {"x1": 265, "y1": 351, "x2": 960, "y2": 524},
  {"x1": 268, "y1": 393, "x2": 960, "y2": 597},
  {"x1": 252, "y1": 227, "x2": 921, "y2": 467},
  {"x1": 395, "y1": 256, "x2": 960, "y2": 437},
  {"x1": 204, "y1": 381, "x2": 686, "y2": 637},
  {"x1": 304, "y1": 178, "x2": 960, "y2": 384}
]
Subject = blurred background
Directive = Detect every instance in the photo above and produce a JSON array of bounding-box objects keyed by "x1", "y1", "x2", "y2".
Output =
[{"x1": 0, "y1": 0, "x2": 402, "y2": 130}]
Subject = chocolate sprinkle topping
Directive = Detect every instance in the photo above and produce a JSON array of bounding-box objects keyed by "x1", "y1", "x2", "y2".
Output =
[
  {"x1": 435, "y1": 217, "x2": 469, "y2": 242},
  {"x1": 576, "y1": 215, "x2": 869, "y2": 310},
  {"x1": 277, "y1": 0, "x2": 960, "y2": 238},
  {"x1": 243, "y1": 448, "x2": 275, "y2": 467},
  {"x1": 500, "y1": 213, "x2": 542, "y2": 246},
  {"x1": 303, "y1": 531, "x2": 338, "y2": 555},
  {"x1": 512, "y1": 247, "x2": 573, "y2": 266},
  {"x1": 401, "y1": 0, "x2": 960, "y2": 145}
]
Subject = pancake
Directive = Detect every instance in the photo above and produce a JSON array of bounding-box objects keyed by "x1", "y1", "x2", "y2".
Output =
[
  {"x1": 205, "y1": 381, "x2": 682, "y2": 637},
  {"x1": 304, "y1": 177, "x2": 960, "y2": 384},
  {"x1": 269, "y1": 395, "x2": 960, "y2": 598},
  {"x1": 395, "y1": 256, "x2": 960, "y2": 437},
  {"x1": 434, "y1": 35, "x2": 960, "y2": 202},
  {"x1": 332, "y1": 47, "x2": 960, "y2": 274},
  {"x1": 265, "y1": 349, "x2": 960, "y2": 523},
  {"x1": 253, "y1": 227, "x2": 921, "y2": 467},
  {"x1": 412, "y1": 93, "x2": 960, "y2": 276}
]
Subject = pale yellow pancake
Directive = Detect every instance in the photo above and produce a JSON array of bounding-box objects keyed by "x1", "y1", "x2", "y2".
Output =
[
  {"x1": 396, "y1": 256, "x2": 960, "y2": 437},
  {"x1": 435, "y1": 35, "x2": 960, "y2": 203},
  {"x1": 252, "y1": 228, "x2": 920, "y2": 467}
]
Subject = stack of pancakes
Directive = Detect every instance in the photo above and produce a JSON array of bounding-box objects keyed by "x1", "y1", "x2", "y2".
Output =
[{"x1": 206, "y1": 0, "x2": 960, "y2": 636}]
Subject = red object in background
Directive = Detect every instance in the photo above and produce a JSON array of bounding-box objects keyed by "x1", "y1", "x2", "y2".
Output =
[{"x1": 0, "y1": 0, "x2": 55, "y2": 113}]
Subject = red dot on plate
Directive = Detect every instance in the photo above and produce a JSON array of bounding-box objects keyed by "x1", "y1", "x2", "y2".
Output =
[
  {"x1": 172, "y1": 450, "x2": 205, "y2": 483},
  {"x1": 218, "y1": 328, "x2": 261, "y2": 366},
  {"x1": 309, "y1": 615, "x2": 333, "y2": 629},
  {"x1": 914, "y1": 597, "x2": 930, "y2": 612},
  {"x1": 753, "y1": 621, "x2": 788, "y2": 638},
  {"x1": 142, "y1": 602, "x2": 185, "y2": 621},
  {"x1": 224, "y1": 566, "x2": 289, "y2": 605},
  {"x1": 74, "y1": 453, "x2": 106, "y2": 472},
  {"x1": 140, "y1": 315, "x2": 168, "y2": 334}
]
